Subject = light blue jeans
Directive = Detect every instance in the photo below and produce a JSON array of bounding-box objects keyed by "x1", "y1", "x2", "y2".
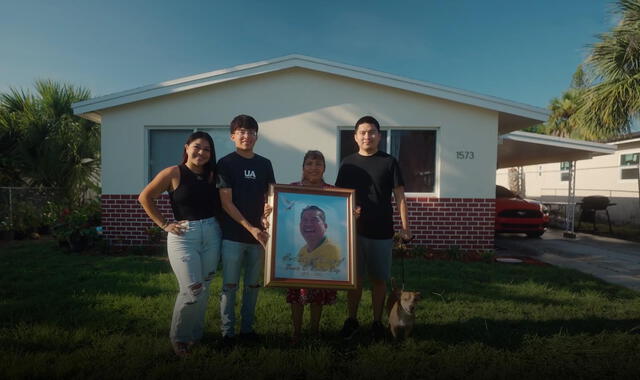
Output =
[
  {"x1": 167, "y1": 217, "x2": 221, "y2": 344},
  {"x1": 219, "y1": 240, "x2": 264, "y2": 337}
]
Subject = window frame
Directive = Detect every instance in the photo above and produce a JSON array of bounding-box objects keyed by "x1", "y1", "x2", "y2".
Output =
[
  {"x1": 560, "y1": 161, "x2": 571, "y2": 182},
  {"x1": 619, "y1": 152, "x2": 639, "y2": 182},
  {"x1": 337, "y1": 126, "x2": 439, "y2": 196}
]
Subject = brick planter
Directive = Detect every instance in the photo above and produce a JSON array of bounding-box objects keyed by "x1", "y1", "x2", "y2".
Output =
[
  {"x1": 394, "y1": 197, "x2": 495, "y2": 251},
  {"x1": 101, "y1": 194, "x2": 495, "y2": 250}
]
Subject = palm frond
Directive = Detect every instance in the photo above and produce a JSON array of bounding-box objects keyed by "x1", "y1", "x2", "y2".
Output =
[{"x1": 579, "y1": 0, "x2": 640, "y2": 138}]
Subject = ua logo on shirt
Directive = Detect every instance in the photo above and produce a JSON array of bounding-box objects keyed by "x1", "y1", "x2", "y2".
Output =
[{"x1": 244, "y1": 170, "x2": 256, "y2": 179}]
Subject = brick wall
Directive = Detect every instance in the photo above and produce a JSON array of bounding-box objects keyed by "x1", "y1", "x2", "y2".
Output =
[
  {"x1": 102, "y1": 194, "x2": 495, "y2": 250},
  {"x1": 393, "y1": 197, "x2": 495, "y2": 251},
  {"x1": 101, "y1": 194, "x2": 173, "y2": 246}
]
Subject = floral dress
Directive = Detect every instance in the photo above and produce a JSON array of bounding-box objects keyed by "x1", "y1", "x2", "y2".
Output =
[{"x1": 285, "y1": 181, "x2": 338, "y2": 305}]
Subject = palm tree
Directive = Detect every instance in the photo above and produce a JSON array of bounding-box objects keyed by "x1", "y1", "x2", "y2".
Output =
[
  {"x1": 0, "y1": 109, "x2": 26, "y2": 186},
  {"x1": 533, "y1": 66, "x2": 591, "y2": 139},
  {"x1": 545, "y1": 88, "x2": 584, "y2": 138},
  {"x1": 575, "y1": 0, "x2": 640, "y2": 139},
  {"x1": 0, "y1": 80, "x2": 99, "y2": 205}
]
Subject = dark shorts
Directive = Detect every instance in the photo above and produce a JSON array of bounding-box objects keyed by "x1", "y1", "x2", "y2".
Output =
[{"x1": 356, "y1": 235, "x2": 394, "y2": 282}]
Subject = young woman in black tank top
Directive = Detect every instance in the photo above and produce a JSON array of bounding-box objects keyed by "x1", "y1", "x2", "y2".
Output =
[{"x1": 138, "y1": 131, "x2": 222, "y2": 357}]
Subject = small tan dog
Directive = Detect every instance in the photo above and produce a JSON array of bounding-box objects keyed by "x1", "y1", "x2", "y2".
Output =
[{"x1": 386, "y1": 278, "x2": 421, "y2": 339}]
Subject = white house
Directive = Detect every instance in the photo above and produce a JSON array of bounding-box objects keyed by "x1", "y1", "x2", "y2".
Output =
[
  {"x1": 73, "y1": 55, "x2": 553, "y2": 250},
  {"x1": 497, "y1": 132, "x2": 640, "y2": 226}
]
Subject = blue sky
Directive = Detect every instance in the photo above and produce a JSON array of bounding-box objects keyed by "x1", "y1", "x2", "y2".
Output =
[{"x1": 0, "y1": 0, "x2": 616, "y2": 108}]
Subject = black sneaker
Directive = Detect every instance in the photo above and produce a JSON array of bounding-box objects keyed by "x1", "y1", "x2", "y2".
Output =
[
  {"x1": 239, "y1": 331, "x2": 261, "y2": 343},
  {"x1": 371, "y1": 321, "x2": 385, "y2": 342},
  {"x1": 221, "y1": 335, "x2": 235, "y2": 350},
  {"x1": 340, "y1": 318, "x2": 359, "y2": 339}
]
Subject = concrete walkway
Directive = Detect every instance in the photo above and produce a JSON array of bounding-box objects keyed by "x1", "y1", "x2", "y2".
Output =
[{"x1": 495, "y1": 229, "x2": 640, "y2": 292}]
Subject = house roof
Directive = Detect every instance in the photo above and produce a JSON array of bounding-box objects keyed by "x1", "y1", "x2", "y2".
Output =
[
  {"x1": 72, "y1": 54, "x2": 549, "y2": 132},
  {"x1": 498, "y1": 131, "x2": 617, "y2": 169},
  {"x1": 606, "y1": 131, "x2": 640, "y2": 146}
]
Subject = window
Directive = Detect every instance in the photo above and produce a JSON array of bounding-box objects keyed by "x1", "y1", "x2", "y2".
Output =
[
  {"x1": 620, "y1": 153, "x2": 639, "y2": 180},
  {"x1": 560, "y1": 161, "x2": 571, "y2": 182},
  {"x1": 339, "y1": 129, "x2": 436, "y2": 193},
  {"x1": 148, "y1": 127, "x2": 234, "y2": 181}
]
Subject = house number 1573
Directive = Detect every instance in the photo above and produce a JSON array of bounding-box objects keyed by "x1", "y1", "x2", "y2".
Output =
[{"x1": 456, "y1": 151, "x2": 475, "y2": 159}]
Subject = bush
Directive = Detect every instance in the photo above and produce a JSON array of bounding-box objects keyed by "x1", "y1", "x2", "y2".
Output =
[
  {"x1": 409, "y1": 245, "x2": 429, "y2": 258},
  {"x1": 146, "y1": 225, "x2": 165, "y2": 245},
  {"x1": 52, "y1": 201, "x2": 101, "y2": 252},
  {"x1": 446, "y1": 245, "x2": 464, "y2": 261},
  {"x1": 12, "y1": 201, "x2": 41, "y2": 238},
  {"x1": 0, "y1": 216, "x2": 12, "y2": 232},
  {"x1": 480, "y1": 249, "x2": 496, "y2": 263}
]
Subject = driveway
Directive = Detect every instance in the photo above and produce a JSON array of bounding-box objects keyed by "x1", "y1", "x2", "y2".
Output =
[{"x1": 495, "y1": 228, "x2": 640, "y2": 292}]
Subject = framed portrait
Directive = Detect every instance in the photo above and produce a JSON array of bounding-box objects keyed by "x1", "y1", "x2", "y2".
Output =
[{"x1": 264, "y1": 184, "x2": 357, "y2": 290}]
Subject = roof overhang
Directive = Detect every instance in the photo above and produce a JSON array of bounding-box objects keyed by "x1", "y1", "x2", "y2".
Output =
[
  {"x1": 73, "y1": 54, "x2": 548, "y2": 131},
  {"x1": 497, "y1": 131, "x2": 617, "y2": 169}
]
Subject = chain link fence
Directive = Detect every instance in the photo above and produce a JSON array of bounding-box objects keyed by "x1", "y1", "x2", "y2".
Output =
[{"x1": 0, "y1": 187, "x2": 61, "y2": 236}]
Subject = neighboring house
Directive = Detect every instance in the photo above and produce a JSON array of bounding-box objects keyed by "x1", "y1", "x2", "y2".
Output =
[
  {"x1": 73, "y1": 55, "x2": 552, "y2": 250},
  {"x1": 497, "y1": 132, "x2": 640, "y2": 225}
]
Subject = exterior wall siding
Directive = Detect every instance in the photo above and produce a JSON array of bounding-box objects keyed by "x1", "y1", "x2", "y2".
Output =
[
  {"x1": 102, "y1": 194, "x2": 495, "y2": 250},
  {"x1": 101, "y1": 68, "x2": 498, "y2": 199}
]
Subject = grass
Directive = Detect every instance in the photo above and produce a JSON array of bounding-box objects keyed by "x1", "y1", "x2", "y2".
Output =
[{"x1": 1, "y1": 238, "x2": 640, "y2": 379}]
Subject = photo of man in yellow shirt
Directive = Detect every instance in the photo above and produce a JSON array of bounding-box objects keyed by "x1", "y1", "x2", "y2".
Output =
[{"x1": 297, "y1": 205, "x2": 341, "y2": 271}]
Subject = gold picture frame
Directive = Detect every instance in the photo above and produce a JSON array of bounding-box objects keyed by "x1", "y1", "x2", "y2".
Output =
[{"x1": 264, "y1": 184, "x2": 357, "y2": 290}]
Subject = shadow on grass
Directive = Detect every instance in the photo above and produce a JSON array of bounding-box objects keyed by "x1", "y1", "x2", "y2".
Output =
[
  {"x1": 0, "y1": 239, "x2": 174, "y2": 337},
  {"x1": 2, "y1": 240, "x2": 639, "y2": 375}
]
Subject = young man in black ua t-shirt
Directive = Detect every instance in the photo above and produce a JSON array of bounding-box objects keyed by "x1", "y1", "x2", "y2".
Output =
[
  {"x1": 217, "y1": 115, "x2": 275, "y2": 344},
  {"x1": 335, "y1": 115, "x2": 412, "y2": 341}
]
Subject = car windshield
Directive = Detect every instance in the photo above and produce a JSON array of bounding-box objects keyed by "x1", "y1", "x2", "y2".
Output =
[{"x1": 496, "y1": 185, "x2": 517, "y2": 198}]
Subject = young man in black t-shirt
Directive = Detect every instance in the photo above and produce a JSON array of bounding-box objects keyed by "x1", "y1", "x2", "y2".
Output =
[
  {"x1": 217, "y1": 114, "x2": 275, "y2": 345},
  {"x1": 335, "y1": 115, "x2": 412, "y2": 340}
]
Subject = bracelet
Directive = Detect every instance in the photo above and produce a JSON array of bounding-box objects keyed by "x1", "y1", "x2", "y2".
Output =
[{"x1": 160, "y1": 221, "x2": 169, "y2": 229}]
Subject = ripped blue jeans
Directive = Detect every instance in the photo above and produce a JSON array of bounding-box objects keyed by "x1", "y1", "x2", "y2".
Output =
[
  {"x1": 167, "y1": 217, "x2": 221, "y2": 344},
  {"x1": 219, "y1": 240, "x2": 264, "y2": 337}
]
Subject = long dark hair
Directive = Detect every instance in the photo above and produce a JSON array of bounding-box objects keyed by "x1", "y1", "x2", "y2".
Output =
[{"x1": 181, "y1": 131, "x2": 216, "y2": 180}]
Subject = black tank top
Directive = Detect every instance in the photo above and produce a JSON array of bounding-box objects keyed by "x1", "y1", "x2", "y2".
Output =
[{"x1": 169, "y1": 164, "x2": 220, "y2": 221}]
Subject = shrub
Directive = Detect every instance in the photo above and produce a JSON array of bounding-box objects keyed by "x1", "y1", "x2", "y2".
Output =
[
  {"x1": 446, "y1": 245, "x2": 464, "y2": 260},
  {"x1": 480, "y1": 249, "x2": 496, "y2": 263},
  {"x1": 146, "y1": 225, "x2": 165, "y2": 245},
  {"x1": 410, "y1": 245, "x2": 429, "y2": 258},
  {"x1": 52, "y1": 201, "x2": 101, "y2": 252},
  {"x1": 12, "y1": 201, "x2": 41, "y2": 238}
]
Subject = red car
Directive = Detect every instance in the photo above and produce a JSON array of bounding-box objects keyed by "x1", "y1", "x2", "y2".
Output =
[{"x1": 495, "y1": 185, "x2": 549, "y2": 238}]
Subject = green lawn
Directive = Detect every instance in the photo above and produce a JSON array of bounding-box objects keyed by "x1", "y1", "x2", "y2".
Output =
[{"x1": 1, "y1": 239, "x2": 639, "y2": 379}]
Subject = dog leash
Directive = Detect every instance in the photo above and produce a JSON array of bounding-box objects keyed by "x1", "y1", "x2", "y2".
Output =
[{"x1": 400, "y1": 237, "x2": 414, "y2": 290}]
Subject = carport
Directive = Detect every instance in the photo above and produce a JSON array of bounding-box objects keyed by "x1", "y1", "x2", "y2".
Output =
[{"x1": 497, "y1": 131, "x2": 617, "y2": 236}]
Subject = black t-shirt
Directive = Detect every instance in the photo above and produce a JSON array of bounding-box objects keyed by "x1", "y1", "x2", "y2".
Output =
[
  {"x1": 335, "y1": 151, "x2": 404, "y2": 239},
  {"x1": 217, "y1": 152, "x2": 275, "y2": 244},
  {"x1": 169, "y1": 164, "x2": 220, "y2": 221}
]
